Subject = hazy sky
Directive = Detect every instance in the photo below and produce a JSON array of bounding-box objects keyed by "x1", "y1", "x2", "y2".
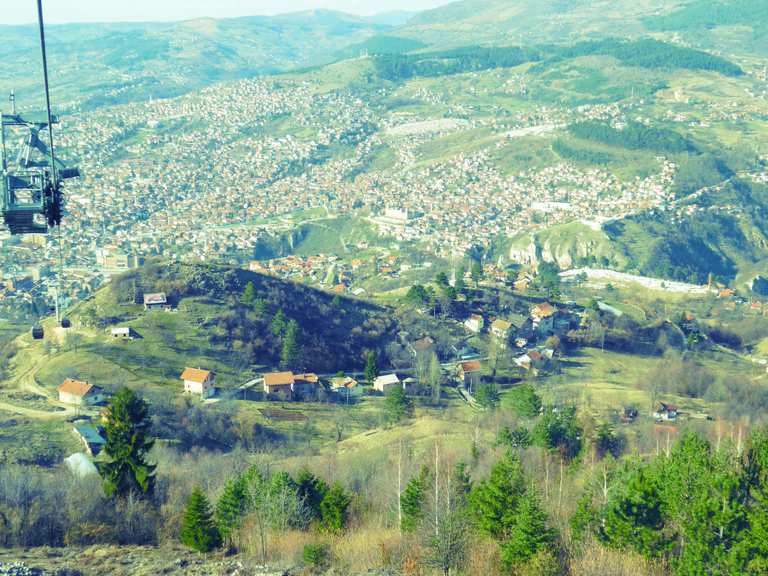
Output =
[{"x1": 5, "y1": 0, "x2": 451, "y2": 25}]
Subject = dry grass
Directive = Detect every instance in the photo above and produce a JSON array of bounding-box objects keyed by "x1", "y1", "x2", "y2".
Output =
[
  {"x1": 330, "y1": 527, "x2": 402, "y2": 573},
  {"x1": 570, "y1": 540, "x2": 668, "y2": 576}
]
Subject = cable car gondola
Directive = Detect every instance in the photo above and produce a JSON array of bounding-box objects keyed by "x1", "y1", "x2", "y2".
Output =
[
  {"x1": 31, "y1": 326, "x2": 44, "y2": 340},
  {"x1": 60, "y1": 317, "x2": 71, "y2": 329},
  {"x1": 0, "y1": 1, "x2": 78, "y2": 236}
]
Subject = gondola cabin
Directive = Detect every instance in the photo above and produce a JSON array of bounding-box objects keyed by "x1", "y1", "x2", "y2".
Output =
[
  {"x1": 31, "y1": 326, "x2": 44, "y2": 340},
  {"x1": 0, "y1": 113, "x2": 78, "y2": 235},
  {"x1": 60, "y1": 318, "x2": 71, "y2": 329}
]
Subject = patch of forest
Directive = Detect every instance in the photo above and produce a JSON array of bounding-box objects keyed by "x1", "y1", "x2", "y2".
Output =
[
  {"x1": 551, "y1": 38, "x2": 744, "y2": 76},
  {"x1": 567, "y1": 120, "x2": 696, "y2": 154},
  {"x1": 108, "y1": 261, "x2": 398, "y2": 373}
]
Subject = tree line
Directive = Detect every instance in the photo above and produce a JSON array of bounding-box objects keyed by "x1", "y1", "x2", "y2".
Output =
[{"x1": 2, "y1": 384, "x2": 768, "y2": 575}]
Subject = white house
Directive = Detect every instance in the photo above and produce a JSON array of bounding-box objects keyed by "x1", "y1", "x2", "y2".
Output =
[
  {"x1": 110, "y1": 327, "x2": 133, "y2": 340},
  {"x1": 143, "y1": 292, "x2": 168, "y2": 311},
  {"x1": 491, "y1": 319, "x2": 512, "y2": 345},
  {"x1": 374, "y1": 373, "x2": 402, "y2": 393},
  {"x1": 464, "y1": 314, "x2": 484, "y2": 333},
  {"x1": 58, "y1": 379, "x2": 106, "y2": 406},
  {"x1": 181, "y1": 367, "x2": 215, "y2": 399}
]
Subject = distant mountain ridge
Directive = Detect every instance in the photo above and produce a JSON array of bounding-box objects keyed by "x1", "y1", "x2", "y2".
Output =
[
  {"x1": 398, "y1": 0, "x2": 768, "y2": 55},
  {"x1": 0, "y1": 10, "x2": 396, "y2": 110}
]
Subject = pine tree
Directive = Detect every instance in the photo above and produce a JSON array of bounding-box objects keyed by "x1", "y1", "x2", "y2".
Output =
[
  {"x1": 215, "y1": 476, "x2": 248, "y2": 546},
  {"x1": 469, "y1": 450, "x2": 526, "y2": 540},
  {"x1": 241, "y1": 281, "x2": 256, "y2": 305},
  {"x1": 475, "y1": 382, "x2": 500, "y2": 410},
  {"x1": 500, "y1": 490, "x2": 556, "y2": 569},
  {"x1": 736, "y1": 428, "x2": 768, "y2": 572},
  {"x1": 181, "y1": 487, "x2": 221, "y2": 554},
  {"x1": 99, "y1": 388, "x2": 155, "y2": 499},
  {"x1": 600, "y1": 464, "x2": 670, "y2": 558},
  {"x1": 297, "y1": 469, "x2": 329, "y2": 522},
  {"x1": 659, "y1": 432, "x2": 746, "y2": 574},
  {"x1": 271, "y1": 309, "x2": 287, "y2": 337},
  {"x1": 280, "y1": 319, "x2": 300, "y2": 369},
  {"x1": 401, "y1": 467, "x2": 430, "y2": 532},
  {"x1": 253, "y1": 298, "x2": 267, "y2": 319},
  {"x1": 384, "y1": 385, "x2": 413, "y2": 425},
  {"x1": 320, "y1": 483, "x2": 351, "y2": 533},
  {"x1": 364, "y1": 350, "x2": 379, "y2": 384}
]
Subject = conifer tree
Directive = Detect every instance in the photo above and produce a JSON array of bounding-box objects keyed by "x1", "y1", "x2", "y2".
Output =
[
  {"x1": 320, "y1": 483, "x2": 351, "y2": 533},
  {"x1": 500, "y1": 490, "x2": 557, "y2": 569},
  {"x1": 280, "y1": 319, "x2": 300, "y2": 369},
  {"x1": 401, "y1": 467, "x2": 430, "y2": 532},
  {"x1": 297, "y1": 469, "x2": 329, "y2": 522},
  {"x1": 181, "y1": 487, "x2": 221, "y2": 553},
  {"x1": 469, "y1": 450, "x2": 526, "y2": 540},
  {"x1": 732, "y1": 428, "x2": 768, "y2": 572},
  {"x1": 215, "y1": 476, "x2": 248, "y2": 546},
  {"x1": 241, "y1": 281, "x2": 256, "y2": 305},
  {"x1": 364, "y1": 350, "x2": 379, "y2": 384},
  {"x1": 271, "y1": 309, "x2": 287, "y2": 337},
  {"x1": 100, "y1": 387, "x2": 155, "y2": 499},
  {"x1": 600, "y1": 464, "x2": 670, "y2": 558},
  {"x1": 384, "y1": 385, "x2": 413, "y2": 425}
]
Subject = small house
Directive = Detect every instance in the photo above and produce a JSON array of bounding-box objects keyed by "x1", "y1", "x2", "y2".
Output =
[
  {"x1": 457, "y1": 360, "x2": 482, "y2": 389},
  {"x1": 143, "y1": 292, "x2": 168, "y2": 311},
  {"x1": 515, "y1": 354, "x2": 534, "y2": 372},
  {"x1": 374, "y1": 373, "x2": 402, "y2": 393},
  {"x1": 181, "y1": 367, "x2": 216, "y2": 399},
  {"x1": 58, "y1": 379, "x2": 106, "y2": 406},
  {"x1": 464, "y1": 314, "x2": 484, "y2": 334},
  {"x1": 653, "y1": 402, "x2": 679, "y2": 422},
  {"x1": 509, "y1": 313, "x2": 532, "y2": 337},
  {"x1": 491, "y1": 319, "x2": 512, "y2": 344},
  {"x1": 531, "y1": 303, "x2": 556, "y2": 334},
  {"x1": 110, "y1": 327, "x2": 133, "y2": 340},
  {"x1": 292, "y1": 373, "x2": 320, "y2": 399},
  {"x1": 410, "y1": 336, "x2": 436, "y2": 358},
  {"x1": 330, "y1": 376, "x2": 363, "y2": 400},
  {"x1": 402, "y1": 377, "x2": 421, "y2": 394},
  {"x1": 264, "y1": 372, "x2": 294, "y2": 397}
]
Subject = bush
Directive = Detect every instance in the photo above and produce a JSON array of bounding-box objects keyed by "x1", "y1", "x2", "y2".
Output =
[
  {"x1": 303, "y1": 542, "x2": 332, "y2": 571},
  {"x1": 508, "y1": 384, "x2": 542, "y2": 418}
]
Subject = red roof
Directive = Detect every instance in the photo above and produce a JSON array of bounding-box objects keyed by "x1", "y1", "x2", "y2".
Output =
[
  {"x1": 59, "y1": 379, "x2": 96, "y2": 398},
  {"x1": 181, "y1": 368, "x2": 213, "y2": 383},
  {"x1": 460, "y1": 360, "x2": 482, "y2": 373},
  {"x1": 533, "y1": 303, "x2": 556, "y2": 317},
  {"x1": 264, "y1": 372, "x2": 295, "y2": 387},
  {"x1": 144, "y1": 292, "x2": 167, "y2": 305}
]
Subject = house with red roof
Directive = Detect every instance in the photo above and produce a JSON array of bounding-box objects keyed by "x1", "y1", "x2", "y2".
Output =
[
  {"x1": 181, "y1": 367, "x2": 216, "y2": 399},
  {"x1": 58, "y1": 379, "x2": 106, "y2": 406}
]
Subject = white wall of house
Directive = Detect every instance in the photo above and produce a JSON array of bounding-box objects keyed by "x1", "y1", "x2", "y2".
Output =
[
  {"x1": 59, "y1": 390, "x2": 105, "y2": 406},
  {"x1": 184, "y1": 378, "x2": 214, "y2": 398}
]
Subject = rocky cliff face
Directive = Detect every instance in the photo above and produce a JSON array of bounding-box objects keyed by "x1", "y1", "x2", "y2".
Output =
[{"x1": 507, "y1": 222, "x2": 628, "y2": 270}]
